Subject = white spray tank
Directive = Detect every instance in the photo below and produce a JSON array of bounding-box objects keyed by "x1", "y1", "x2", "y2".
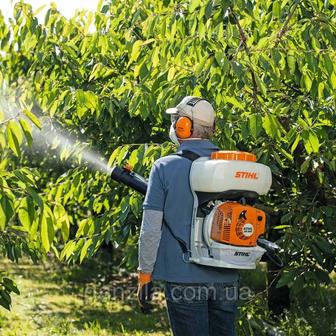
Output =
[{"x1": 188, "y1": 151, "x2": 275, "y2": 269}]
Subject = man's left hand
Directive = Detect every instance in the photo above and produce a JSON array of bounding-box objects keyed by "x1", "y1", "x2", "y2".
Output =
[{"x1": 137, "y1": 272, "x2": 153, "y2": 314}]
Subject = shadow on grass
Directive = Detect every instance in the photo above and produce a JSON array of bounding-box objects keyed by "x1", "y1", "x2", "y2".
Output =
[
  {"x1": 27, "y1": 294, "x2": 170, "y2": 334},
  {"x1": 47, "y1": 305, "x2": 169, "y2": 334},
  {"x1": 3, "y1": 251, "x2": 131, "y2": 295}
]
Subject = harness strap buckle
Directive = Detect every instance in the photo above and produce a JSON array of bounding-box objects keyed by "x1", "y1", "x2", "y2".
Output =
[{"x1": 182, "y1": 250, "x2": 192, "y2": 263}]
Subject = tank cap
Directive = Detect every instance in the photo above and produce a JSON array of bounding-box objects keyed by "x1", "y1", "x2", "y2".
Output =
[{"x1": 211, "y1": 151, "x2": 256, "y2": 162}]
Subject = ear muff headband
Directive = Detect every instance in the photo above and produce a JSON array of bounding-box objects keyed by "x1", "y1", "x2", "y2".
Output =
[
  {"x1": 186, "y1": 97, "x2": 205, "y2": 107},
  {"x1": 175, "y1": 116, "x2": 193, "y2": 138}
]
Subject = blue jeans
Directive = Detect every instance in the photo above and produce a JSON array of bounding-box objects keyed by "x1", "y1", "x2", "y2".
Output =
[{"x1": 164, "y1": 282, "x2": 238, "y2": 336}]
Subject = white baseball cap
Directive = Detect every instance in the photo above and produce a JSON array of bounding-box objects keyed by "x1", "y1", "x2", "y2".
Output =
[{"x1": 165, "y1": 96, "x2": 215, "y2": 127}]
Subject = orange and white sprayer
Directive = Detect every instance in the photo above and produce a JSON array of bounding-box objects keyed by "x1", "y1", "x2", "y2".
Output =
[
  {"x1": 188, "y1": 150, "x2": 274, "y2": 269},
  {"x1": 110, "y1": 150, "x2": 281, "y2": 269}
]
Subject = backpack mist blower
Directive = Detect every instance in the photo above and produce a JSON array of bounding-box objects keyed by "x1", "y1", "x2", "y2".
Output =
[{"x1": 110, "y1": 150, "x2": 282, "y2": 269}]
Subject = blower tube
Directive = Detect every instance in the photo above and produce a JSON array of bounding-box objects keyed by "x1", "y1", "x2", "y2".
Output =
[{"x1": 110, "y1": 166, "x2": 147, "y2": 195}]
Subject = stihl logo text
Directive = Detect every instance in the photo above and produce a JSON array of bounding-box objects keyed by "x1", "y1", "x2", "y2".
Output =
[
  {"x1": 234, "y1": 251, "x2": 251, "y2": 257},
  {"x1": 235, "y1": 171, "x2": 258, "y2": 179}
]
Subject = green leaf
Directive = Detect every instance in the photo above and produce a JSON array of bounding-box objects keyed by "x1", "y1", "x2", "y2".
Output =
[
  {"x1": 300, "y1": 157, "x2": 311, "y2": 173},
  {"x1": 323, "y1": 54, "x2": 334, "y2": 76},
  {"x1": 76, "y1": 219, "x2": 91, "y2": 239},
  {"x1": 279, "y1": 147, "x2": 293, "y2": 162},
  {"x1": 198, "y1": 20, "x2": 205, "y2": 38},
  {"x1": 84, "y1": 91, "x2": 99, "y2": 111},
  {"x1": 7, "y1": 121, "x2": 23, "y2": 157},
  {"x1": 310, "y1": 243, "x2": 324, "y2": 264},
  {"x1": 61, "y1": 219, "x2": 70, "y2": 242},
  {"x1": 308, "y1": 131, "x2": 319, "y2": 153},
  {"x1": 167, "y1": 67, "x2": 175, "y2": 81},
  {"x1": 27, "y1": 187, "x2": 43, "y2": 209},
  {"x1": 130, "y1": 194, "x2": 142, "y2": 218},
  {"x1": 317, "y1": 82, "x2": 324, "y2": 100},
  {"x1": 0, "y1": 200, "x2": 6, "y2": 231},
  {"x1": 108, "y1": 146, "x2": 122, "y2": 167},
  {"x1": 0, "y1": 293, "x2": 11, "y2": 310},
  {"x1": 262, "y1": 114, "x2": 281, "y2": 140},
  {"x1": 128, "y1": 40, "x2": 143, "y2": 66},
  {"x1": 19, "y1": 118, "x2": 33, "y2": 147},
  {"x1": 302, "y1": 130, "x2": 320, "y2": 154},
  {"x1": 54, "y1": 203, "x2": 66, "y2": 221},
  {"x1": 23, "y1": 109, "x2": 41, "y2": 129},
  {"x1": 276, "y1": 272, "x2": 293, "y2": 288},
  {"x1": 189, "y1": 0, "x2": 201, "y2": 12},
  {"x1": 34, "y1": 4, "x2": 47, "y2": 16},
  {"x1": 273, "y1": 225, "x2": 291, "y2": 230},
  {"x1": 14, "y1": 170, "x2": 35, "y2": 185},
  {"x1": 128, "y1": 148, "x2": 138, "y2": 167},
  {"x1": 60, "y1": 240, "x2": 76, "y2": 261},
  {"x1": 80, "y1": 238, "x2": 92, "y2": 263},
  {"x1": 0, "y1": 196, "x2": 14, "y2": 230},
  {"x1": 0, "y1": 133, "x2": 6, "y2": 150},
  {"x1": 330, "y1": 72, "x2": 336, "y2": 90},
  {"x1": 2, "y1": 278, "x2": 20, "y2": 295},
  {"x1": 225, "y1": 96, "x2": 244, "y2": 109},
  {"x1": 54, "y1": 203, "x2": 69, "y2": 241},
  {"x1": 272, "y1": 1, "x2": 281, "y2": 19},
  {"x1": 291, "y1": 134, "x2": 301, "y2": 153},
  {"x1": 287, "y1": 53, "x2": 296, "y2": 75},
  {"x1": 314, "y1": 237, "x2": 333, "y2": 255},
  {"x1": 117, "y1": 145, "x2": 130, "y2": 164},
  {"x1": 18, "y1": 197, "x2": 35, "y2": 231},
  {"x1": 254, "y1": 74, "x2": 267, "y2": 96},
  {"x1": 303, "y1": 73, "x2": 312, "y2": 92},
  {"x1": 40, "y1": 208, "x2": 55, "y2": 252},
  {"x1": 249, "y1": 114, "x2": 262, "y2": 138}
]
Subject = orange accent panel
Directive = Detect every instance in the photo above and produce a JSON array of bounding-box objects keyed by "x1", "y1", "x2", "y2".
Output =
[
  {"x1": 211, "y1": 151, "x2": 256, "y2": 162},
  {"x1": 175, "y1": 117, "x2": 192, "y2": 138},
  {"x1": 210, "y1": 202, "x2": 266, "y2": 247}
]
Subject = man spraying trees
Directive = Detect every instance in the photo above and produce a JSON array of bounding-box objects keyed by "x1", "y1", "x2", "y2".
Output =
[{"x1": 134, "y1": 96, "x2": 277, "y2": 336}]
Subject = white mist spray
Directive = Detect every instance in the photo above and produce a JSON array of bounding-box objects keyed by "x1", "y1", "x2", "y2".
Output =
[{"x1": 0, "y1": 95, "x2": 112, "y2": 175}]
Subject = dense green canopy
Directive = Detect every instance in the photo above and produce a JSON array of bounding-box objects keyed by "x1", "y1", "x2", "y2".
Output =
[{"x1": 0, "y1": 0, "x2": 335, "y2": 333}]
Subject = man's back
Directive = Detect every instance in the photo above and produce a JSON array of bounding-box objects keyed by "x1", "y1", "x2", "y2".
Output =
[{"x1": 142, "y1": 139, "x2": 239, "y2": 283}]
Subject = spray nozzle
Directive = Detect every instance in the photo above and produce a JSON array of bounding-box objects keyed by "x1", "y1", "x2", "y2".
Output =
[{"x1": 123, "y1": 164, "x2": 133, "y2": 172}]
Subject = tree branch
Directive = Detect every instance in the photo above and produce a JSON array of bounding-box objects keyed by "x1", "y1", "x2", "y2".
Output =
[
  {"x1": 0, "y1": 114, "x2": 19, "y2": 126},
  {"x1": 281, "y1": 80, "x2": 303, "y2": 95},
  {"x1": 229, "y1": 7, "x2": 260, "y2": 101},
  {"x1": 275, "y1": 0, "x2": 301, "y2": 46}
]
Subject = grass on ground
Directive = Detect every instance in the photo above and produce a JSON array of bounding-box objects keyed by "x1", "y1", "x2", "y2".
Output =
[
  {"x1": 0, "y1": 256, "x2": 170, "y2": 336},
  {"x1": 0, "y1": 253, "x2": 335, "y2": 336}
]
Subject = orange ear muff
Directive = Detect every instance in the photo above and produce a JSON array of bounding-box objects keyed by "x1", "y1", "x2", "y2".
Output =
[{"x1": 175, "y1": 117, "x2": 193, "y2": 138}]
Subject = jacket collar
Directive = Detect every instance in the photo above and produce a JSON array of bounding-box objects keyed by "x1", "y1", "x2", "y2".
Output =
[{"x1": 178, "y1": 139, "x2": 218, "y2": 151}]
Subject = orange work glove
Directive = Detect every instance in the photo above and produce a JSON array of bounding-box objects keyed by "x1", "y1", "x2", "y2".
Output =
[{"x1": 137, "y1": 272, "x2": 153, "y2": 314}]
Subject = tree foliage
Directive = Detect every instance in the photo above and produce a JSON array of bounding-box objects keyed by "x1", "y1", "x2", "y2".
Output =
[{"x1": 0, "y1": 0, "x2": 335, "y2": 330}]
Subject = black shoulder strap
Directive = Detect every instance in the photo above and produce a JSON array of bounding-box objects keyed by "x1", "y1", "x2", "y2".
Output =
[
  {"x1": 174, "y1": 149, "x2": 200, "y2": 162},
  {"x1": 163, "y1": 150, "x2": 200, "y2": 258}
]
